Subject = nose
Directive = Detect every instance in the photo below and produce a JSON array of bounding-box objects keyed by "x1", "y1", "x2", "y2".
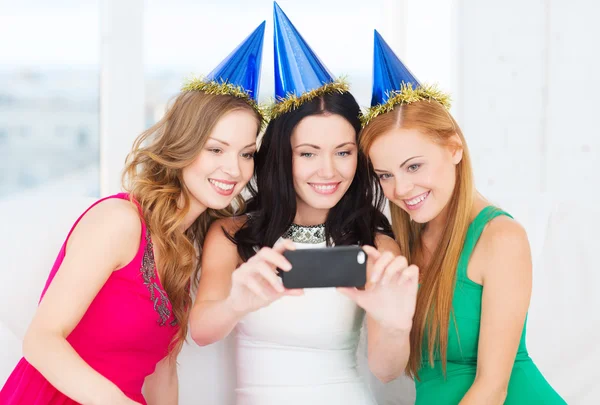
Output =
[
  {"x1": 394, "y1": 174, "x2": 414, "y2": 199},
  {"x1": 317, "y1": 155, "x2": 335, "y2": 179},
  {"x1": 221, "y1": 154, "x2": 241, "y2": 178}
]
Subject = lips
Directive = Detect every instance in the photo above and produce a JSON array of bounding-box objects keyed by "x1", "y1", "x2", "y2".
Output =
[
  {"x1": 403, "y1": 191, "x2": 430, "y2": 211},
  {"x1": 209, "y1": 178, "x2": 236, "y2": 196},
  {"x1": 308, "y1": 182, "x2": 340, "y2": 195}
]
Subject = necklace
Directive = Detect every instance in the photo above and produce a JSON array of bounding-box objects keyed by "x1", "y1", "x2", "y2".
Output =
[{"x1": 282, "y1": 223, "x2": 326, "y2": 244}]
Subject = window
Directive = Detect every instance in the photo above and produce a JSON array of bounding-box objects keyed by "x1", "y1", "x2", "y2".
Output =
[{"x1": 0, "y1": 1, "x2": 100, "y2": 198}]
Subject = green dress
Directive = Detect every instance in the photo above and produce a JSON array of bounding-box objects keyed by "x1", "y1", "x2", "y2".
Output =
[{"x1": 415, "y1": 206, "x2": 566, "y2": 405}]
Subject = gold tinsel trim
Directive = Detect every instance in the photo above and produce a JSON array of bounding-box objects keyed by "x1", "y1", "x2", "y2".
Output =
[
  {"x1": 267, "y1": 78, "x2": 350, "y2": 121},
  {"x1": 360, "y1": 83, "x2": 451, "y2": 127},
  {"x1": 181, "y1": 76, "x2": 267, "y2": 126}
]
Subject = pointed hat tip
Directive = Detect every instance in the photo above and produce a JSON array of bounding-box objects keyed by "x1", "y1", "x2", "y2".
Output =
[{"x1": 374, "y1": 29, "x2": 385, "y2": 43}]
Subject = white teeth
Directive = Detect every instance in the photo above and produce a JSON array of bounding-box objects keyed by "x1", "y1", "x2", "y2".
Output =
[
  {"x1": 312, "y1": 184, "x2": 337, "y2": 191},
  {"x1": 406, "y1": 192, "x2": 428, "y2": 206},
  {"x1": 209, "y1": 179, "x2": 234, "y2": 191}
]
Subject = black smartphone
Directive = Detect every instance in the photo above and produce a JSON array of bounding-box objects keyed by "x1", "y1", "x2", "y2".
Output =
[{"x1": 279, "y1": 246, "x2": 367, "y2": 289}]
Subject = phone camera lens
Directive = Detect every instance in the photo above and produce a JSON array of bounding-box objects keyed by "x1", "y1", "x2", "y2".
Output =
[{"x1": 357, "y1": 251, "x2": 366, "y2": 264}]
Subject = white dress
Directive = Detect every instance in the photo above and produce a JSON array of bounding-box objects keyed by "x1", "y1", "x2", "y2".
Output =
[{"x1": 234, "y1": 238, "x2": 377, "y2": 405}]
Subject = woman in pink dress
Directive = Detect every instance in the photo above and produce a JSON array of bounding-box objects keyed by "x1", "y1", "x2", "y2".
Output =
[{"x1": 0, "y1": 23, "x2": 266, "y2": 405}]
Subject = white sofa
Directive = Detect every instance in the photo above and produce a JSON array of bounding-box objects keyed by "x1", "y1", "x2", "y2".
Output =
[{"x1": 0, "y1": 190, "x2": 597, "y2": 404}]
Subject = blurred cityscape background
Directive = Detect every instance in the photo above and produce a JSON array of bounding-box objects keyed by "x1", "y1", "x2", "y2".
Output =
[
  {"x1": 0, "y1": 0, "x2": 384, "y2": 198},
  {"x1": 1, "y1": 0, "x2": 598, "y2": 203}
]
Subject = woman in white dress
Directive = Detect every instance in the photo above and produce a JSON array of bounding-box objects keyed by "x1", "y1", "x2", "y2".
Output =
[{"x1": 189, "y1": 4, "x2": 419, "y2": 404}]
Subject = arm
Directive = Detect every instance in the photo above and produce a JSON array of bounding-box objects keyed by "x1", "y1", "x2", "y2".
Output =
[
  {"x1": 22, "y1": 199, "x2": 143, "y2": 405},
  {"x1": 190, "y1": 218, "x2": 297, "y2": 346},
  {"x1": 459, "y1": 218, "x2": 532, "y2": 405},
  {"x1": 143, "y1": 355, "x2": 178, "y2": 405},
  {"x1": 338, "y1": 235, "x2": 418, "y2": 383},
  {"x1": 189, "y1": 218, "x2": 243, "y2": 346},
  {"x1": 366, "y1": 235, "x2": 412, "y2": 383}
]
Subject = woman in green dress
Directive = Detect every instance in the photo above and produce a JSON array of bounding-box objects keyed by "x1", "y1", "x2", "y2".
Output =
[{"x1": 358, "y1": 31, "x2": 566, "y2": 405}]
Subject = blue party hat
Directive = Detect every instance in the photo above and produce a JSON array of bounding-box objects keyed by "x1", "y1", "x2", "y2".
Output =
[
  {"x1": 270, "y1": 2, "x2": 349, "y2": 119},
  {"x1": 182, "y1": 21, "x2": 266, "y2": 111},
  {"x1": 371, "y1": 30, "x2": 420, "y2": 107},
  {"x1": 362, "y1": 30, "x2": 450, "y2": 126}
]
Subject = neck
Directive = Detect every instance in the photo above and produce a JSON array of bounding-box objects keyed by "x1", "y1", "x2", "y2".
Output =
[
  {"x1": 422, "y1": 203, "x2": 451, "y2": 247},
  {"x1": 422, "y1": 190, "x2": 480, "y2": 247},
  {"x1": 293, "y1": 200, "x2": 329, "y2": 226}
]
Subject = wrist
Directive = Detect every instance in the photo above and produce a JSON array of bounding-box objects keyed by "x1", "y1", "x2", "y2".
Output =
[{"x1": 378, "y1": 320, "x2": 412, "y2": 336}]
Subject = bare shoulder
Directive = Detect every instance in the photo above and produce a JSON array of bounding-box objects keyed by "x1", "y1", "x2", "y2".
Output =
[
  {"x1": 200, "y1": 216, "x2": 246, "y2": 283},
  {"x1": 67, "y1": 198, "x2": 142, "y2": 267},
  {"x1": 479, "y1": 215, "x2": 530, "y2": 255},
  {"x1": 78, "y1": 198, "x2": 141, "y2": 236},
  {"x1": 374, "y1": 233, "x2": 401, "y2": 255},
  {"x1": 206, "y1": 215, "x2": 248, "y2": 245},
  {"x1": 210, "y1": 215, "x2": 248, "y2": 235},
  {"x1": 474, "y1": 214, "x2": 532, "y2": 283},
  {"x1": 204, "y1": 215, "x2": 248, "y2": 263}
]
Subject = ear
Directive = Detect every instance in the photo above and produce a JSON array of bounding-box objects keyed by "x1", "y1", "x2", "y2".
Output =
[{"x1": 449, "y1": 133, "x2": 463, "y2": 165}]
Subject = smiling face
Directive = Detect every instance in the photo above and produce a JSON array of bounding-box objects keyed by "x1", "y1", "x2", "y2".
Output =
[
  {"x1": 368, "y1": 127, "x2": 463, "y2": 224},
  {"x1": 290, "y1": 114, "x2": 358, "y2": 224},
  {"x1": 181, "y1": 109, "x2": 258, "y2": 212}
]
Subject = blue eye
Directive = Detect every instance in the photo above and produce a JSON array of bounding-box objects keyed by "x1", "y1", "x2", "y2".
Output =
[
  {"x1": 300, "y1": 152, "x2": 315, "y2": 158},
  {"x1": 407, "y1": 163, "x2": 421, "y2": 173},
  {"x1": 378, "y1": 173, "x2": 392, "y2": 180},
  {"x1": 337, "y1": 151, "x2": 352, "y2": 157}
]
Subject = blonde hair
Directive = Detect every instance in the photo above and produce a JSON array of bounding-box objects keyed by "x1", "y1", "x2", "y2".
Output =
[
  {"x1": 360, "y1": 100, "x2": 474, "y2": 378},
  {"x1": 123, "y1": 90, "x2": 261, "y2": 354}
]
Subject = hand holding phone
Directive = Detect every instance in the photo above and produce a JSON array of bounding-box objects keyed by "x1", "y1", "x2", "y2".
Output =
[
  {"x1": 226, "y1": 239, "x2": 302, "y2": 316},
  {"x1": 337, "y1": 245, "x2": 419, "y2": 332}
]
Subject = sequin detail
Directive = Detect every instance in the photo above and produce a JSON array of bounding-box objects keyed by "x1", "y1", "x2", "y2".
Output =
[
  {"x1": 283, "y1": 223, "x2": 326, "y2": 244},
  {"x1": 141, "y1": 230, "x2": 174, "y2": 326}
]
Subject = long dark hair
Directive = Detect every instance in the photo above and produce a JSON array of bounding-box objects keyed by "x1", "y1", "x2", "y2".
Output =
[{"x1": 233, "y1": 91, "x2": 392, "y2": 260}]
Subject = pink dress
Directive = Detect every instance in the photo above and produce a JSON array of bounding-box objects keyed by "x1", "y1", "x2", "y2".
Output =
[{"x1": 0, "y1": 193, "x2": 179, "y2": 404}]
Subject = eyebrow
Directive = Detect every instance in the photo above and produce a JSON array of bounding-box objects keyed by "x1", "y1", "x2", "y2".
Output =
[
  {"x1": 210, "y1": 138, "x2": 230, "y2": 146},
  {"x1": 210, "y1": 138, "x2": 255, "y2": 149},
  {"x1": 294, "y1": 142, "x2": 356, "y2": 150},
  {"x1": 400, "y1": 156, "x2": 423, "y2": 168},
  {"x1": 335, "y1": 142, "x2": 356, "y2": 148},
  {"x1": 373, "y1": 155, "x2": 423, "y2": 173}
]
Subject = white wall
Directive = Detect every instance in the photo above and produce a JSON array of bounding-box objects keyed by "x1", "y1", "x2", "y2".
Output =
[
  {"x1": 544, "y1": 0, "x2": 598, "y2": 194},
  {"x1": 384, "y1": 0, "x2": 599, "y2": 200},
  {"x1": 458, "y1": 0, "x2": 599, "y2": 198}
]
